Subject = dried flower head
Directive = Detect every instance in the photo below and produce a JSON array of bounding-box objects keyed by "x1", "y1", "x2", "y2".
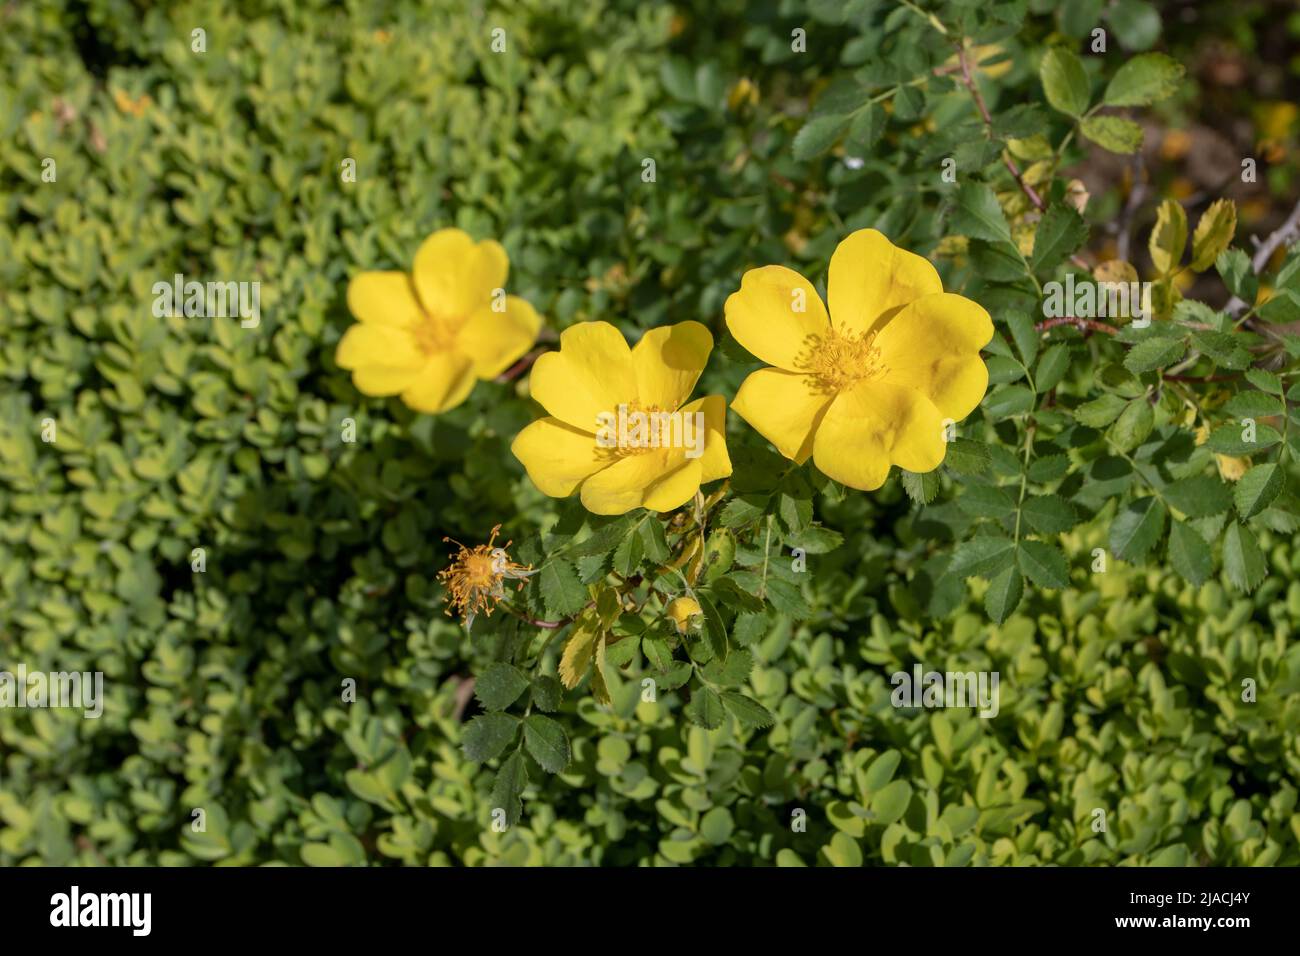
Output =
[{"x1": 438, "y1": 525, "x2": 535, "y2": 629}]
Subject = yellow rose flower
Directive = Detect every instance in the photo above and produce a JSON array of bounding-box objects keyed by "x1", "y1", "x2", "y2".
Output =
[
  {"x1": 511, "y1": 320, "x2": 731, "y2": 515},
  {"x1": 336, "y1": 228, "x2": 541, "y2": 414},
  {"x1": 726, "y1": 228, "x2": 993, "y2": 491}
]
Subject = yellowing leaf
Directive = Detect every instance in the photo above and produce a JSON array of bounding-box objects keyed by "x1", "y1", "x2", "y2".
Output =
[
  {"x1": 1093, "y1": 259, "x2": 1138, "y2": 285},
  {"x1": 1189, "y1": 199, "x2": 1237, "y2": 272},
  {"x1": 1216, "y1": 454, "x2": 1250, "y2": 482},
  {"x1": 558, "y1": 621, "x2": 598, "y2": 690},
  {"x1": 1149, "y1": 199, "x2": 1187, "y2": 276},
  {"x1": 590, "y1": 630, "x2": 612, "y2": 706},
  {"x1": 1079, "y1": 115, "x2": 1142, "y2": 154}
]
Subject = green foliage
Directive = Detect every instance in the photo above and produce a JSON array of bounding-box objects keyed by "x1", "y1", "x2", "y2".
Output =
[{"x1": 3, "y1": 0, "x2": 1300, "y2": 869}]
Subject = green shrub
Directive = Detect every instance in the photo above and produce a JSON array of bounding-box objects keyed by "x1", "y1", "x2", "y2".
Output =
[{"x1": 2, "y1": 0, "x2": 1299, "y2": 866}]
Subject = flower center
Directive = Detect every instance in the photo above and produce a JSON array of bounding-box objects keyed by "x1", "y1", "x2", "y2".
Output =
[
  {"x1": 797, "y1": 328, "x2": 886, "y2": 393},
  {"x1": 413, "y1": 315, "x2": 456, "y2": 355},
  {"x1": 596, "y1": 401, "x2": 669, "y2": 459},
  {"x1": 460, "y1": 552, "x2": 498, "y2": 588}
]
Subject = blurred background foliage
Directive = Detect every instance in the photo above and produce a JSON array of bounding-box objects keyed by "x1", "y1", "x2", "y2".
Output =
[{"x1": 1, "y1": 0, "x2": 1299, "y2": 866}]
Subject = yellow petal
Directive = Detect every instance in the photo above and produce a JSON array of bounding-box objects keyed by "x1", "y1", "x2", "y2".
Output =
[
  {"x1": 724, "y1": 265, "x2": 829, "y2": 370},
  {"x1": 411, "y1": 229, "x2": 508, "y2": 325},
  {"x1": 812, "y1": 380, "x2": 945, "y2": 490},
  {"x1": 455, "y1": 296, "x2": 542, "y2": 378},
  {"x1": 874, "y1": 292, "x2": 993, "y2": 419},
  {"x1": 399, "y1": 352, "x2": 476, "y2": 414},
  {"x1": 632, "y1": 321, "x2": 713, "y2": 411},
  {"x1": 731, "y1": 367, "x2": 833, "y2": 463},
  {"x1": 679, "y1": 395, "x2": 732, "y2": 484},
  {"x1": 346, "y1": 272, "x2": 424, "y2": 328},
  {"x1": 578, "y1": 450, "x2": 697, "y2": 515},
  {"x1": 336, "y1": 324, "x2": 426, "y2": 395},
  {"x1": 335, "y1": 323, "x2": 423, "y2": 371},
  {"x1": 511, "y1": 417, "x2": 609, "y2": 497},
  {"x1": 529, "y1": 321, "x2": 636, "y2": 431},
  {"x1": 643, "y1": 457, "x2": 703, "y2": 512},
  {"x1": 827, "y1": 228, "x2": 943, "y2": 335}
]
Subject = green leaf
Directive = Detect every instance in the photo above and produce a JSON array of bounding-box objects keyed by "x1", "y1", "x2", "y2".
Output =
[
  {"x1": 1123, "y1": 337, "x2": 1186, "y2": 373},
  {"x1": 684, "y1": 685, "x2": 726, "y2": 729},
  {"x1": 1109, "y1": 398, "x2": 1154, "y2": 453},
  {"x1": 1234, "y1": 463, "x2": 1283, "y2": 518},
  {"x1": 530, "y1": 675, "x2": 562, "y2": 712},
  {"x1": 1006, "y1": 310, "x2": 1040, "y2": 365},
  {"x1": 1216, "y1": 248, "x2": 1257, "y2": 304},
  {"x1": 1030, "y1": 204, "x2": 1088, "y2": 273},
  {"x1": 845, "y1": 102, "x2": 885, "y2": 155},
  {"x1": 1075, "y1": 393, "x2": 1128, "y2": 427},
  {"x1": 1020, "y1": 494, "x2": 1079, "y2": 533},
  {"x1": 1222, "y1": 522, "x2": 1266, "y2": 592},
  {"x1": 871, "y1": 780, "x2": 913, "y2": 826},
  {"x1": 984, "y1": 384, "x2": 1035, "y2": 418},
  {"x1": 474, "y1": 663, "x2": 531, "y2": 711},
  {"x1": 720, "y1": 692, "x2": 776, "y2": 729},
  {"x1": 984, "y1": 565, "x2": 1023, "y2": 623},
  {"x1": 957, "y1": 483, "x2": 1017, "y2": 519},
  {"x1": 613, "y1": 525, "x2": 645, "y2": 577},
  {"x1": 1110, "y1": 496, "x2": 1167, "y2": 561},
  {"x1": 949, "y1": 535, "x2": 1016, "y2": 579},
  {"x1": 522, "y1": 715, "x2": 571, "y2": 773},
  {"x1": 1163, "y1": 475, "x2": 1232, "y2": 517},
  {"x1": 1018, "y1": 540, "x2": 1070, "y2": 588},
  {"x1": 952, "y1": 181, "x2": 1013, "y2": 245},
  {"x1": 901, "y1": 469, "x2": 941, "y2": 504},
  {"x1": 1040, "y1": 47, "x2": 1090, "y2": 116},
  {"x1": 1034, "y1": 343, "x2": 1071, "y2": 393},
  {"x1": 489, "y1": 748, "x2": 528, "y2": 827},
  {"x1": 1206, "y1": 423, "x2": 1281, "y2": 456},
  {"x1": 945, "y1": 438, "x2": 991, "y2": 475},
  {"x1": 1191, "y1": 330, "x2": 1251, "y2": 370},
  {"x1": 704, "y1": 647, "x2": 753, "y2": 686},
  {"x1": 1080, "y1": 115, "x2": 1142, "y2": 154},
  {"x1": 539, "y1": 559, "x2": 587, "y2": 618},
  {"x1": 462, "y1": 713, "x2": 519, "y2": 762},
  {"x1": 1168, "y1": 520, "x2": 1213, "y2": 586},
  {"x1": 1103, "y1": 52, "x2": 1184, "y2": 106},
  {"x1": 1258, "y1": 290, "x2": 1300, "y2": 324},
  {"x1": 792, "y1": 114, "x2": 850, "y2": 160},
  {"x1": 1223, "y1": 390, "x2": 1282, "y2": 419},
  {"x1": 697, "y1": 592, "x2": 728, "y2": 661},
  {"x1": 699, "y1": 807, "x2": 735, "y2": 845},
  {"x1": 863, "y1": 750, "x2": 900, "y2": 794},
  {"x1": 1244, "y1": 368, "x2": 1282, "y2": 394}
]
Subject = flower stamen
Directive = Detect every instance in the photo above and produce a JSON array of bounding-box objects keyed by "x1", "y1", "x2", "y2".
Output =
[
  {"x1": 797, "y1": 328, "x2": 886, "y2": 394},
  {"x1": 438, "y1": 524, "x2": 535, "y2": 629}
]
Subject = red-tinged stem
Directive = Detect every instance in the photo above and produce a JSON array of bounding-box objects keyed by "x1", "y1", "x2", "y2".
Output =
[
  {"x1": 497, "y1": 347, "x2": 547, "y2": 383},
  {"x1": 956, "y1": 45, "x2": 1090, "y2": 272},
  {"x1": 1035, "y1": 316, "x2": 1118, "y2": 336}
]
